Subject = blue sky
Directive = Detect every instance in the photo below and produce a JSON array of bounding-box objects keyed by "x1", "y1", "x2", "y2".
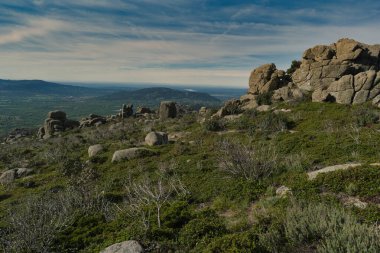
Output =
[{"x1": 0, "y1": 0, "x2": 380, "y2": 87}]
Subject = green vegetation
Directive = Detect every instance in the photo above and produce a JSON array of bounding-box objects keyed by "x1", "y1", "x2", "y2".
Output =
[{"x1": 1, "y1": 100, "x2": 380, "y2": 252}]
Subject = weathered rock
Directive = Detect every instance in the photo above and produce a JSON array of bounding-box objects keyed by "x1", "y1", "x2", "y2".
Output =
[
  {"x1": 88, "y1": 144, "x2": 104, "y2": 158},
  {"x1": 159, "y1": 101, "x2": 177, "y2": 119},
  {"x1": 100, "y1": 240, "x2": 143, "y2": 253},
  {"x1": 276, "y1": 186, "x2": 292, "y2": 197},
  {"x1": 145, "y1": 132, "x2": 168, "y2": 146},
  {"x1": 4, "y1": 128, "x2": 34, "y2": 143},
  {"x1": 15, "y1": 168, "x2": 34, "y2": 177},
  {"x1": 248, "y1": 63, "x2": 287, "y2": 95},
  {"x1": 80, "y1": 114, "x2": 106, "y2": 128},
  {"x1": 112, "y1": 148, "x2": 156, "y2": 163},
  {"x1": 256, "y1": 105, "x2": 271, "y2": 112},
  {"x1": 0, "y1": 170, "x2": 16, "y2": 184},
  {"x1": 307, "y1": 163, "x2": 362, "y2": 180}
]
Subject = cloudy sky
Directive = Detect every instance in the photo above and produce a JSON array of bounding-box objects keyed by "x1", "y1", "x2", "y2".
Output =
[{"x1": 0, "y1": 0, "x2": 380, "y2": 87}]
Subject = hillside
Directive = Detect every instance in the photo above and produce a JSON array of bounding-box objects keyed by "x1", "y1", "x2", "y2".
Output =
[
  {"x1": 97, "y1": 87, "x2": 221, "y2": 106},
  {"x1": 1, "y1": 39, "x2": 380, "y2": 253}
]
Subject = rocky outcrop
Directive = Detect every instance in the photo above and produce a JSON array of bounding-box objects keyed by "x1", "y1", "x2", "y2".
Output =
[
  {"x1": 159, "y1": 101, "x2": 177, "y2": 119},
  {"x1": 80, "y1": 114, "x2": 107, "y2": 128},
  {"x1": 100, "y1": 240, "x2": 143, "y2": 253},
  {"x1": 224, "y1": 38, "x2": 380, "y2": 115},
  {"x1": 111, "y1": 148, "x2": 157, "y2": 163},
  {"x1": 145, "y1": 132, "x2": 168, "y2": 146},
  {"x1": 38, "y1": 111, "x2": 79, "y2": 139}
]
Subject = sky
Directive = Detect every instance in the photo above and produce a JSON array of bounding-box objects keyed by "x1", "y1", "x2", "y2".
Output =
[{"x1": 0, "y1": 0, "x2": 380, "y2": 87}]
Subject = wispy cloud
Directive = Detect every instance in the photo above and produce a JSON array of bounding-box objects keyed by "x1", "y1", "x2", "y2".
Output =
[{"x1": 0, "y1": 0, "x2": 380, "y2": 86}]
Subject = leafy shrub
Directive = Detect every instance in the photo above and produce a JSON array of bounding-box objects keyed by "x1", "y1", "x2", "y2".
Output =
[
  {"x1": 353, "y1": 108, "x2": 379, "y2": 127},
  {"x1": 255, "y1": 113, "x2": 293, "y2": 133},
  {"x1": 205, "y1": 232, "x2": 257, "y2": 252},
  {"x1": 58, "y1": 157, "x2": 85, "y2": 176},
  {"x1": 286, "y1": 60, "x2": 301, "y2": 75},
  {"x1": 257, "y1": 91, "x2": 273, "y2": 106},
  {"x1": 284, "y1": 202, "x2": 380, "y2": 253},
  {"x1": 179, "y1": 211, "x2": 227, "y2": 250},
  {"x1": 218, "y1": 140, "x2": 279, "y2": 180},
  {"x1": 204, "y1": 117, "x2": 226, "y2": 131}
]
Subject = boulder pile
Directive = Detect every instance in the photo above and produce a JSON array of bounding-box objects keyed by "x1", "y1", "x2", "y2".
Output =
[{"x1": 79, "y1": 114, "x2": 107, "y2": 128}]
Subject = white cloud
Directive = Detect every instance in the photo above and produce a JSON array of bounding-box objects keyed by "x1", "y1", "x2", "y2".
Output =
[{"x1": 0, "y1": 18, "x2": 66, "y2": 45}]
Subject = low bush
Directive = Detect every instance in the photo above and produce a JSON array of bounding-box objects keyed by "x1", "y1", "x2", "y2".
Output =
[
  {"x1": 205, "y1": 231, "x2": 257, "y2": 252},
  {"x1": 204, "y1": 117, "x2": 226, "y2": 131}
]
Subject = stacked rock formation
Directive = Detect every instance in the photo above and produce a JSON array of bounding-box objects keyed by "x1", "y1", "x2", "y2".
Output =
[
  {"x1": 38, "y1": 111, "x2": 79, "y2": 139},
  {"x1": 159, "y1": 101, "x2": 177, "y2": 119},
  {"x1": 231, "y1": 38, "x2": 380, "y2": 114}
]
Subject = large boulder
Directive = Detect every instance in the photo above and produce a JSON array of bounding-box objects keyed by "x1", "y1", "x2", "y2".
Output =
[
  {"x1": 248, "y1": 63, "x2": 288, "y2": 95},
  {"x1": 100, "y1": 240, "x2": 143, "y2": 253},
  {"x1": 159, "y1": 101, "x2": 177, "y2": 119},
  {"x1": 145, "y1": 132, "x2": 168, "y2": 146},
  {"x1": 111, "y1": 148, "x2": 156, "y2": 163}
]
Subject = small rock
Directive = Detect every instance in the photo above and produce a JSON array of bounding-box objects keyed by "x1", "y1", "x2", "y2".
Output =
[
  {"x1": 145, "y1": 132, "x2": 168, "y2": 146},
  {"x1": 256, "y1": 105, "x2": 271, "y2": 112},
  {"x1": 112, "y1": 148, "x2": 156, "y2": 163},
  {"x1": 88, "y1": 144, "x2": 104, "y2": 158},
  {"x1": 276, "y1": 186, "x2": 292, "y2": 197},
  {"x1": 344, "y1": 197, "x2": 368, "y2": 209},
  {"x1": 100, "y1": 240, "x2": 143, "y2": 253}
]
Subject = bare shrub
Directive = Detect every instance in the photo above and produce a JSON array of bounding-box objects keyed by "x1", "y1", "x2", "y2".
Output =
[
  {"x1": 0, "y1": 192, "x2": 74, "y2": 253},
  {"x1": 218, "y1": 140, "x2": 279, "y2": 180},
  {"x1": 124, "y1": 173, "x2": 188, "y2": 229}
]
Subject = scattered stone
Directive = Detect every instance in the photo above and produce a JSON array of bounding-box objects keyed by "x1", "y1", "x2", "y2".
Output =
[
  {"x1": 159, "y1": 101, "x2": 177, "y2": 119},
  {"x1": 80, "y1": 114, "x2": 107, "y2": 128},
  {"x1": 0, "y1": 168, "x2": 34, "y2": 184},
  {"x1": 4, "y1": 128, "x2": 34, "y2": 143},
  {"x1": 343, "y1": 196, "x2": 368, "y2": 209},
  {"x1": 100, "y1": 240, "x2": 143, "y2": 253},
  {"x1": 88, "y1": 144, "x2": 104, "y2": 158},
  {"x1": 111, "y1": 148, "x2": 156, "y2": 163},
  {"x1": 307, "y1": 163, "x2": 362, "y2": 180},
  {"x1": 256, "y1": 105, "x2": 271, "y2": 112},
  {"x1": 136, "y1": 107, "x2": 152, "y2": 114},
  {"x1": 276, "y1": 186, "x2": 292, "y2": 197},
  {"x1": 145, "y1": 132, "x2": 168, "y2": 146}
]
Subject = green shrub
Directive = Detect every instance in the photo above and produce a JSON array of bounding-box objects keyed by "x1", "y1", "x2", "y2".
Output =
[
  {"x1": 255, "y1": 113, "x2": 293, "y2": 133},
  {"x1": 284, "y1": 202, "x2": 380, "y2": 253},
  {"x1": 205, "y1": 232, "x2": 257, "y2": 253},
  {"x1": 286, "y1": 60, "x2": 301, "y2": 75},
  {"x1": 256, "y1": 92, "x2": 273, "y2": 106},
  {"x1": 179, "y1": 211, "x2": 227, "y2": 250},
  {"x1": 204, "y1": 117, "x2": 226, "y2": 131},
  {"x1": 353, "y1": 107, "x2": 379, "y2": 127}
]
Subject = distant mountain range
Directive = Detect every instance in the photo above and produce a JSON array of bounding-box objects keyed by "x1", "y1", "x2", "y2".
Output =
[
  {"x1": 97, "y1": 87, "x2": 220, "y2": 105},
  {"x1": 0, "y1": 79, "x2": 108, "y2": 97}
]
